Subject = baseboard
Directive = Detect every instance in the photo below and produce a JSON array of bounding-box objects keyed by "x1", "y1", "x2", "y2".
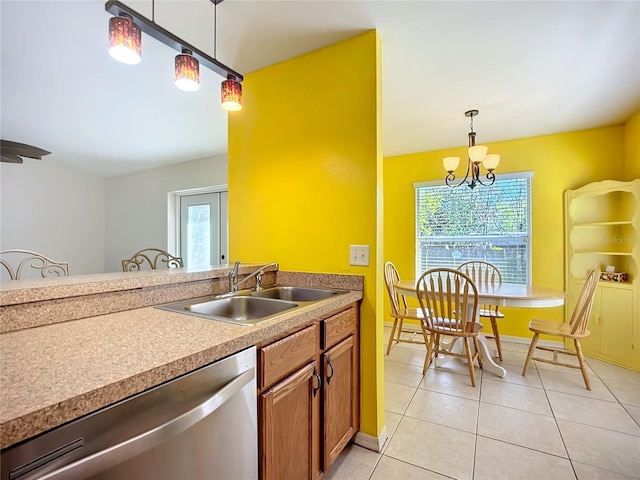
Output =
[
  {"x1": 354, "y1": 427, "x2": 387, "y2": 453},
  {"x1": 499, "y1": 334, "x2": 564, "y2": 349}
]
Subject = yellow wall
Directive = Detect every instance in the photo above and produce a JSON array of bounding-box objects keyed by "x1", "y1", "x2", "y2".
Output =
[
  {"x1": 625, "y1": 110, "x2": 640, "y2": 180},
  {"x1": 228, "y1": 32, "x2": 384, "y2": 438},
  {"x1": 384, "y1": 125, "x2": 626, "y2": 338}
]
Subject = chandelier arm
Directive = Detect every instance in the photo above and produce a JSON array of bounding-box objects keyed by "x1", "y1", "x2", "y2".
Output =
[
  {"x1": 473, "y1": 171, "x2": 497, "y2": 187},
  {"x1": 445, "y1": 159, "x2": 474, "y2": 188}
]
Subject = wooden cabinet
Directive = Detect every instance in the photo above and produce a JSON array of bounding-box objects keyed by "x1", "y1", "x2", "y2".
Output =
[
  {"x1": 258, "y1": 304, "x2": 360, "y2": 480},
  {"x1": 564, "y1": 179, "x2": 639, "y2": 370}
]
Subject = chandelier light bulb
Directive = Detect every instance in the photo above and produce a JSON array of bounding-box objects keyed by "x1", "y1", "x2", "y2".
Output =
[
  {"x1": 443, "y1": 156, "x2": 461, "y2": 173},
  {"x1": 483, "y1": 154, "x2": 501, "y2": 171},
  {"x1": 468, "y1": 145, "x2": 488, "y2": 164}
]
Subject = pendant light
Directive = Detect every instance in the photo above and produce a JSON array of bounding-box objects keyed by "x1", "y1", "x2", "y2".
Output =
[
  {"x1": 175, "y1": 48, "x2": 200, "y2": 92},
  {"x1": 108, "y1": 13, "x2": 141, "y2": 65},
  {"x1": 221, "y1": 75, "x2": 242, "y2": 111},
  {"x1": 106, "y1": 1, "x2": 243, "y2": 108},
  {"x1": 213, "y1": 2, "x2": 242, "y2": 111}
]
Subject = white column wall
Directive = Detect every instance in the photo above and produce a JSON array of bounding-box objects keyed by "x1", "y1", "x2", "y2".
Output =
[{"x1": 0, "y1": 160, "x2": 106, "y2": 275}]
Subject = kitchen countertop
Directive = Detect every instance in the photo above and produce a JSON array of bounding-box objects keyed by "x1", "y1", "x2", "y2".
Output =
[{"x1": 0, "y1": 267, "x2": 363, "y2": 450}]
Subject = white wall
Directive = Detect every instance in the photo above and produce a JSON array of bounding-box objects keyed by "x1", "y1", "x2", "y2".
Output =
[
  {"x1": 104, "y1": 154, "x2": 227, "y2": 273},
  {"x1": 0, "y1": 159, "x2": 106, "y2": 275}
]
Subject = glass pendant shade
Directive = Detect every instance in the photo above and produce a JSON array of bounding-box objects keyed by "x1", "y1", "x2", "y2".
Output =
[
  {"x1": 175, "y1": 50, "x2": 200, "y2": 92},
  {"x1": 443, "y1": 156, "x2": 461, "y2": 173},
  {"x1": 108, "y1": 14, "x2": 141, "y2": 65},
  {"x1": 468, "y1": 145, "x2": 488, "y2": 164},
  {"x1": 221, "y1": 78, "x2": 242, "y2": 111},
  {"x1": 483, "y1": 153, "x2": 501, "y2": 171}
]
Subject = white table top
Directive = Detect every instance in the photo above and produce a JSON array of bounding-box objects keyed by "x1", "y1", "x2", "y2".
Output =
[{"x1": 395, "y1": 280, "x2": 566, "y2": 308}]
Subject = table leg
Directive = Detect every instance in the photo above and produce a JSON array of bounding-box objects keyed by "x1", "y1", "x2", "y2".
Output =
[
  {"x1": 476, "y1": 335, "x2": 506, "y2": 378},
  {"x1": 434, "y1": 335, "x2": 506, "y2": 378}
]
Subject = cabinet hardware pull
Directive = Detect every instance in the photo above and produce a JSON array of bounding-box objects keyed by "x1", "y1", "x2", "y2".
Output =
[
  {"x1": 312, "y1": 366, "x2": 322, "y2": 397},
  {"x1": 326, "y1": 356, "x2": 334, "y2": 385}
]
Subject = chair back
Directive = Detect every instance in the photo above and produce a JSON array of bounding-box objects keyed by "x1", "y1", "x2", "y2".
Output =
[
  {"x1": 416, "y1": 268, "x2": 479, "y2": 334},
  {"x1": 569, "y1": 268, "x2": 600, "y2": 335},
  {"x1": 457, "y1": 261, "x2": 502, "y2": 288},
  {"x1": 122, "y1": 248, "x2": 183, "y2": 271},
  {"x1": 458, "y1": 260, "x2": 502, "y2": 314},
  {"x1": 384, "y1": 261, "x2": 408, "y2": 315},
  {"x1": 0, "y1": 249, "x2": 69, "y2": 280}
]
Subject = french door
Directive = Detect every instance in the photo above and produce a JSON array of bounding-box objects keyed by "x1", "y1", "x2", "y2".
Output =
[{"x1": 179, "y1": 191, "x2": 228, "y2": 268}]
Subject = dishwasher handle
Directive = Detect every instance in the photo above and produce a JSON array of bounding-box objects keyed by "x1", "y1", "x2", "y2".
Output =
[{"x1": 31, "y1": 367, "x2": 255, "y2": 480}]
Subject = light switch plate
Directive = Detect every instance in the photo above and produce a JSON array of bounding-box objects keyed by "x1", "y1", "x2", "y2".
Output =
[{"x1": 350, "y1": 245, "x2": 370, "y2": 266}]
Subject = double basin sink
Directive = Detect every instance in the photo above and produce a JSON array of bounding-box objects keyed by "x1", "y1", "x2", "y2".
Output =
[{"x1": 156, "y1": 286, "x2": 344, "y2": 326}]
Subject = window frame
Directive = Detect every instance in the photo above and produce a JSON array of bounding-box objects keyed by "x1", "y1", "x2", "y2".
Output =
[{"x1": 413, "y1": 171, "x2": 534, "y2": 284}]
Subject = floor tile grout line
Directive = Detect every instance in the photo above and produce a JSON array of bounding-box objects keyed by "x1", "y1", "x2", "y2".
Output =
[
  {"x1": 365, "y1": 452, "x2": 384, "y2": 480},
  {"x1": 380, "y1": 451, "x2": 459, "y2": 479}
]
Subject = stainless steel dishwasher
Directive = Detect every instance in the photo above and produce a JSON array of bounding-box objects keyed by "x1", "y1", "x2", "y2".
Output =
[{"x1": 1, "y1": 346, "x2": 257, "y2": 480}]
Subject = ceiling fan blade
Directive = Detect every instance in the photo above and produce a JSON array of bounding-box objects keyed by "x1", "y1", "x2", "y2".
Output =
[
  {"x1": 0, "y1": 140, "x2": 51, "y2": 160},
  {"x1": 1, "y1": 153, "x2": 24, "y2": 163}
]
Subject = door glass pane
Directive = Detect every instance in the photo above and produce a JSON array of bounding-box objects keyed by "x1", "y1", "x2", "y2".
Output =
[{"x1": 187, "y1": 204, "x2": 211, "y2": 267}]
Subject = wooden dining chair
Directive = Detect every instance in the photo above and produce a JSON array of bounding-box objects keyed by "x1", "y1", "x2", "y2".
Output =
[
  {"x1": 521, "y1": 268, "x2": 600, "y2": 390},
  {"x1": 122, "y1": 248, "x2": 183, "y2": 271},
  {"x1": 384, "y1": 261, "x2": 428, "y2": 355},
  {"x1": 416, "y1": 268, "x2": 483, "y2": 387},
  {"x1": 0, "y1": 249, "x2": 69, "y2": 280},
  {"x1": 458, "y1": 260, "x2": 505, "y2": 361}
]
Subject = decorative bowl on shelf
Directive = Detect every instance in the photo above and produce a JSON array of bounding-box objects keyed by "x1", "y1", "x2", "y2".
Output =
[{"x1": 599, "y1": 272, "x2": 629, "y2": 282}]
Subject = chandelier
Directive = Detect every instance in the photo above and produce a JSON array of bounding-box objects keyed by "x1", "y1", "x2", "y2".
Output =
[{"x1": 443, "y1": 110, "x2": 500, "y2": 189}]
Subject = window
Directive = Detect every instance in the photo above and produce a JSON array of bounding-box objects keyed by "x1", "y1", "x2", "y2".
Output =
[{"x1": 414, "y1": 172, "x2": 533, "y2": 284}]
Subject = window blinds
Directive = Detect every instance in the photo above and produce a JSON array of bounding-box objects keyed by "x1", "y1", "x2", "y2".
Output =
[{"x1": 415, "y1": 176, "x2": 531, "y2": 284}]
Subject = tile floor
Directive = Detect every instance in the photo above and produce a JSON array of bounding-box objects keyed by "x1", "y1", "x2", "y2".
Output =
[{"x1": 323, "y1": 327, "x2": 640, "y2": 480}]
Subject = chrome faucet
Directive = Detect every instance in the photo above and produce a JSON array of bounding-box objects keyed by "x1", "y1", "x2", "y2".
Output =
[{"x1": 229, "y1": 261, "x2": 279, "y2": 293}]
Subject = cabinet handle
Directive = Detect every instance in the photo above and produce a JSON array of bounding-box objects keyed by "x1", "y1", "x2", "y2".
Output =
[
  {"x1": 326, "y1": 356, "x2": 334, "y2": 385},
  {"x1": 312, "y1": 366, "x2": 322, "y2": 397}
]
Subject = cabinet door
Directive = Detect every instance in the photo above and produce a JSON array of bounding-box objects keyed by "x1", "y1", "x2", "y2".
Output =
[
  {"x1": 600, "y1": 287, "x2": 634, "y2": 363},
  {"x1": 322, "y1": 335, "x2": 358, "y2": 470},
  {"x1": 260, "y1": 362, "x2": 320, "y2": 480}
]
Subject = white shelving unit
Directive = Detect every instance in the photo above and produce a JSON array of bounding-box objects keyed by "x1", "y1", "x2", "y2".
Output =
[{"x1": 564, "y1": 179, "x2": 640, "y2": 371}]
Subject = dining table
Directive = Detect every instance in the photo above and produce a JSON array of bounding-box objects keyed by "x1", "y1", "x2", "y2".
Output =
[{"x1": 394, "y1": 280, "x2": 566, "y2": 377}]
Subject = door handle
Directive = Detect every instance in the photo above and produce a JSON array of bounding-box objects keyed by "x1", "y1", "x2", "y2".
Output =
[
  {"x1": 312, "y1": 366, "x2": 322, "y2": 397},
  {"x1": 326, "y1": 355, "x2": 334, "y2": 385},
  {"x1": 31, "y1": 368, "x2": 255, "y2": 480}
]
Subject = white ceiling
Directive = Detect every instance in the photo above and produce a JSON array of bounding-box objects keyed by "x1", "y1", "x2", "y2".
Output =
[{"x1": 1, "y1": 0, "x2": 639, "y2": 177}]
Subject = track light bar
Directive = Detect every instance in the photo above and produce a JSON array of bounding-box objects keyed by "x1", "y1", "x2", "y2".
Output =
[{"x1": 104, "y1": 0, "x2": 243, "y2": 82}]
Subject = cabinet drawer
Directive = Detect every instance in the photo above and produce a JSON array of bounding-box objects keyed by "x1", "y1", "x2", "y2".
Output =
[
  {"x1": 324, "y1": 307, "x2": 356, "y2": 350},
  {"x1": 259, "y1": 324, "x2": 318, "y2": 389}
]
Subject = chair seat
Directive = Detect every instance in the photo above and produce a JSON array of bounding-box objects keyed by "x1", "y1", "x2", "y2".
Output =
[
  {"x1": 429, "y1": 318, "x2": 483, "y2": 335},
  {"x1": 528, "y1": 318, "x2": 590, "y2": 339},
  {"x1": 396, "y1": 307, "x2": 427, "y2": 320},
  {"x1": 478, "y1": 308, "x2": 505, "y2": 319}
]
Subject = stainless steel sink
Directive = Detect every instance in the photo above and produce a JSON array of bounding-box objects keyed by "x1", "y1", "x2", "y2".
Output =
[
  {"x1": 156, "y1": 295, "x2": 298, "y2": 326},
  {"x1": 156, "y1": 286, "x2": 345, "y2": 326},
  {"x1": 251, "y1": 286, "x2": 340, "y2": 302}
]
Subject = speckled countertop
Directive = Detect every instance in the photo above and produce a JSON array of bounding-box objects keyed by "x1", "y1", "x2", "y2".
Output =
[{"x1": 0, "y1": 266, "x2": 363, "y2": 450}]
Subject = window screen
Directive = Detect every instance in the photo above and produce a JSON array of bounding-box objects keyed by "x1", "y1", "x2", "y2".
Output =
[{"x1": 415, "y1": 175, "x2": 532, "y2": 284}]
